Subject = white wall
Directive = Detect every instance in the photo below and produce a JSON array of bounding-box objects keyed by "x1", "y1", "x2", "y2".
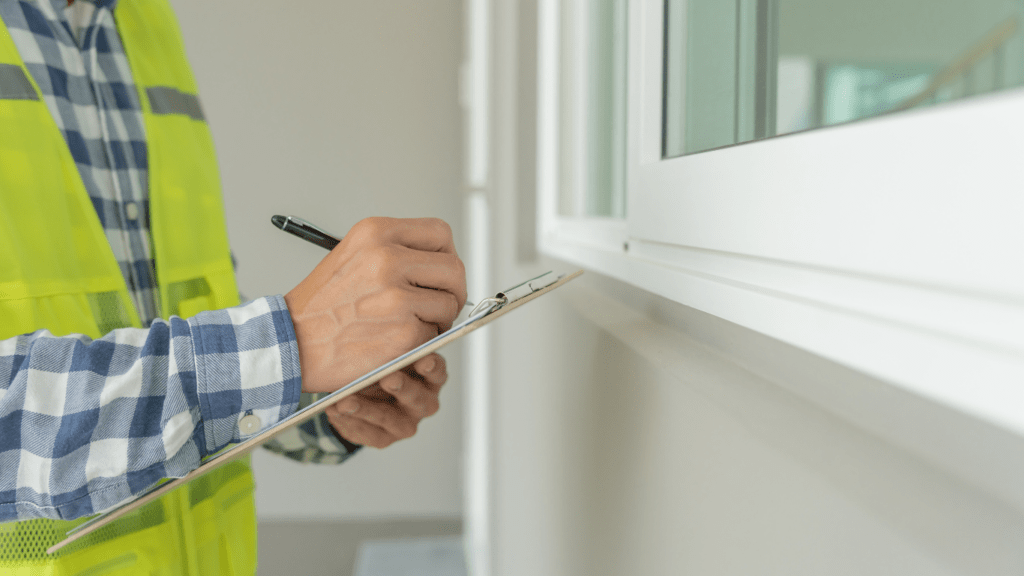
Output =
[
  {"x1": 480, "y1": 2, "x2": 1024, "y2": 575},
  {"x1": 172, "y1": 0, "x2": 466, "y2": 520},
  {"x1": 486, "y1": 271, "x2": 1024, "y2": 576}
]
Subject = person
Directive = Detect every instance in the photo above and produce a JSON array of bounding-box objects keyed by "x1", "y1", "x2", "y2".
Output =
[{"x1": 0, "y1": 0, "x2": 466, "y2": 573}]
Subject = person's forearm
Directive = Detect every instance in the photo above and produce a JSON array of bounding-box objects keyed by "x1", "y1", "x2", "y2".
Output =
[{"x1": 0, "y1": 296, "x2": 301, "y2": 521}]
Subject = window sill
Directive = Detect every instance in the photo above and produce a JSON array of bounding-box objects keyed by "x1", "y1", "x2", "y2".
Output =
[
  {"x1": 546, "y1": 253, "x2": 1024, "y2": 513},
  {"x1": 542, "y1": 230, "x2": 1024, "y2": 441}
]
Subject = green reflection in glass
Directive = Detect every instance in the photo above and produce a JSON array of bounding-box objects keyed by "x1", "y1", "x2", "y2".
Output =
[
  {"x1": 586, "y1": 0, "x2": 628, "y2": 218},
  {"x1": 559, "y1": 0, "x2": 628, "y2": 218},
  {"x1": 665, "y1": 0, "x2": 1024, "y2": 158}
]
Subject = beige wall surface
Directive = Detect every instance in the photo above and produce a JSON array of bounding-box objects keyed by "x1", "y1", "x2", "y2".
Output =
[{"x1": 172, "y1": 0, "x2": 466, "y2": 520}]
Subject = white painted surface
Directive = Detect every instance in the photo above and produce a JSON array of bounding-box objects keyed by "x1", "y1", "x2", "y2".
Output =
[
  {"x1": 482, "y1": 2, "x2": 1024, "y2": 575},
  {"x1": 490, "y1": 277, "x2": 1024, "y2": 576},
  {"x1": 463, "y1": 191, "x2": 492, "y2": 576},
  {"x1": 354, "y1": 536, "x2": 466, "y2": 576},
  {"x1": 539, "y1": 0, "x2": 1024, "y2": 440},
  {"x1": 631, "y1": 91, "x2": 1024, "y2": 296},
  {"x1": 465, "y1": 0, "x2": 491, "y2": 188},
  {"x1": 173, "y1": 0, "x2": 465, "y2": 520}
]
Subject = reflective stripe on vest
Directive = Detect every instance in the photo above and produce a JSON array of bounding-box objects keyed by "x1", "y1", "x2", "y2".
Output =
[
  {"x1": 0, "y1": 63, "x2": 36, "y2": 100},
  {"x1": 0, "y1": 0, "x2": 256, "y2": 573},
  {"x1": 147, "y1": 86, "x2": 206, "y2": 120}
]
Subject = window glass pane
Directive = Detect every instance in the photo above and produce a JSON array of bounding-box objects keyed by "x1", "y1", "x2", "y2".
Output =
[
  {"x1": 587, "y1": 0, "x2": 628, "y2": 218},
  {"x1": 664, "y1": 0, "x2": 1024, "y2": 158},
  {"x1": 559, "y1": 0, "x2": 628, "y2": 218},
  {"x1": 558, "y1": 0, "x2": 579, "y2": 217}
]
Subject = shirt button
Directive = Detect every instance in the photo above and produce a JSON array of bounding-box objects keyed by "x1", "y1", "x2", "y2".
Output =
[
  {"x1": 124, "y1": 202, "x2": 139, "y2": 221},
  {"x1": 239, "y1": 414, "x2": 262, "y2": 435}
]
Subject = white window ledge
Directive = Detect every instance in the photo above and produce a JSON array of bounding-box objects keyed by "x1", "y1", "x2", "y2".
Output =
[
  {"x1": 542, "y1": 232, "x2": 1024, "y2": 443},
  {"x1": 554, "y1": 268, "x2": 1024, "y2": 514}
]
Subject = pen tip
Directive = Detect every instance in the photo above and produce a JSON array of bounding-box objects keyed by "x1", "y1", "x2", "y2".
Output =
[{"x1": 271, "y1": 215, "x2": 287, "y2": 230}]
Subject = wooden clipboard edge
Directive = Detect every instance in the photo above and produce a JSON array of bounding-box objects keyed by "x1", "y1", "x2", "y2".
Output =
[{"x1": 48, "y1": 269, "x2": 583, "y2": 554}]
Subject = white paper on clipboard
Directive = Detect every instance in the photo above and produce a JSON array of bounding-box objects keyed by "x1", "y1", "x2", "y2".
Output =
[{"x1": 48, "y1": 269, "x2": 583, "y2": 554}]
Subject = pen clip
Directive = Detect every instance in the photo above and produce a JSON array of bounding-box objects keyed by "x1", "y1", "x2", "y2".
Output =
[
  {"x1": 273, "y1": 215, "x2": 342, "y2": 251},
  {"x1": 283, "y1": 215, "x2": 333, "y2": 237}
]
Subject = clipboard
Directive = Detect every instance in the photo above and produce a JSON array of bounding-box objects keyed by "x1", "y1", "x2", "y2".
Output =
[{"x1": 48, "y1": 269, "x2": 583, "y2": 554}]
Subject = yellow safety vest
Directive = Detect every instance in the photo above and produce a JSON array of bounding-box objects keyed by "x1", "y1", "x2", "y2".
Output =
[{"x1": 0, "y1": 0, "x2": 258, "y2": 574}]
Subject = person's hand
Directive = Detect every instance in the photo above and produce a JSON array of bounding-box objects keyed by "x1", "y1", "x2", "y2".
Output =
[
  {"x1": 284, "y1": 217, "x2": 467, "y2": 394},
  {"x1": 325, "y1": 353, "x2": 447, "y2": 448}
]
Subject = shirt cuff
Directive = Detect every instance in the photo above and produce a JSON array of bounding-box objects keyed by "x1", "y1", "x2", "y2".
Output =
[
  {"x1": 260, "y1": 392, "x2": 363, "y2": 464},
  {"x1": 187, "y1": 296, "x2": 302, "y2": 455}
]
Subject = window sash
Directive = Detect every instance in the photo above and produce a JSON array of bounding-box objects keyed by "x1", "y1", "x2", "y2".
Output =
[{"x1": 537, "y1": 0, "x2": 1024, "y2": 434}]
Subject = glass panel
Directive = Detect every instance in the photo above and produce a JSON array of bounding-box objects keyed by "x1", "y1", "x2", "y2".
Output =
[
  {"x1": 559, "y1": 0, "x2": 628, "y2": 218},
  {"x1": 558, "y1": 0, "x2": 579, "y2": 217},
  {"x1": 586, "y1": 0, "x2": 628, "y2": 217},
  {"x1": 665, "y1": 0, "x2": 1024, "y2": 158}
]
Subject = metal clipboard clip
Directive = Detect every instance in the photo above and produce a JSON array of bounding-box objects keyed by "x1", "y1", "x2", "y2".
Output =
[{"x1": 468, "y1": 271, "x2": 562, "y2": 317}]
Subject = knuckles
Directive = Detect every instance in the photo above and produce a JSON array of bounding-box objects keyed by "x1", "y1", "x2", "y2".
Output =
[
  {"x1": 377, "y1": 286, "x2": 411, "y2": 316},
  {"x1": 395, "y1": 324, "x2": 428, "y2": 353},
  {"x1": 426, "y1": 218, "x2": 453, "y2": 242},
  {"x1": 451, "y1": 254, "x2": 467, "y2": 282},
  {"x1": 349, "y1": 216, "x2": 455, "y2": 247},
  {"x1": 396, "y1": 420, "x2": 418, "y2": 440},
  {"x1": 349, "y1": 216, "x2": 392, "y2": 242},
  {"x1": 446, "y1": 292, "x2": 460, "y2": 321},
  {"x1": 363, "y1": 244, "x2": 403, "y2": 279}
]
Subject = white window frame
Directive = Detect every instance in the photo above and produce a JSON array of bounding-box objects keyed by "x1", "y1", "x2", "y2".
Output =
[
  {"x1": 538, "y1": 0, "x2": 1024, "y2": 436},
  {"x1": 538, "y1": 0, "x2": 631, "y2": 250}
]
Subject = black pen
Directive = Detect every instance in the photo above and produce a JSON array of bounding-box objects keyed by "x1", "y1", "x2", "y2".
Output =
[
  {"x1": 271, "y1": 215, "x2": 341, "y2": 250},
  {"x1": 272, "y1": 214, "x2": 475, "y2": 308}
]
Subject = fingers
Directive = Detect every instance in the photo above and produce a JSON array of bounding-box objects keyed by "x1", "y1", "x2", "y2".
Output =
[
  {"x1": 327, "y1": 354, "x2": 448, "y2": 448},
  {"x1": 411, "y1": 353, "x2": 447, "y2": 390},
  {"x1": 338, "y1": 398, "x2": 419, "y2": 435},
  {"x1": 399, "y1": 248, "x2": 468, "y2": 310},
  {"x1": 403, "y1": 286, "x2": 461, "y2": 332},
  {"x1": 378, "y1": 370, "x2": 442, "y2": 417},
  {"x1": 287, "y1": 216, "x2": 465, "y2": 394},
  {"x1": 349, "y1": 217, "x2": 457, "y2": 254},
  {"x1": 337, "y1": 370, "x2": 440, "y2": 420},
  {"x1": 326, "y1": 412, "x2": 397, "y2": 449},
  {"x1": 385, "y1": 217, "x2": 458, "y2": 254},
  {"x1": 327, "y1": 395, "x2": 426, "y2": 449},
  {"x1": 353, "y1": 286, "x2": 457, "y2": 334}
]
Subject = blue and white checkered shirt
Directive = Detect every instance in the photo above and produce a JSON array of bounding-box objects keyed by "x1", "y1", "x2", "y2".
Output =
[{"x1": 0, "y1": 0, "x2": 356, "y2": 522}]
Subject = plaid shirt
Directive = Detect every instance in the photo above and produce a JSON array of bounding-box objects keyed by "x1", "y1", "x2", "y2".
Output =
[{"x1": 0, "y1": 0, "x2": 356, "y2": 522}]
